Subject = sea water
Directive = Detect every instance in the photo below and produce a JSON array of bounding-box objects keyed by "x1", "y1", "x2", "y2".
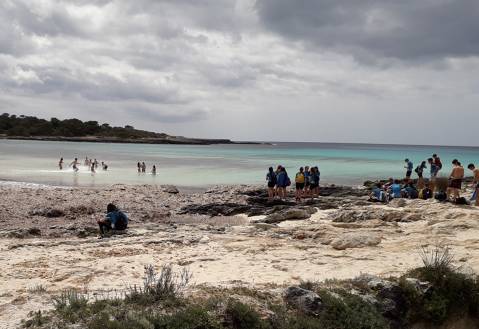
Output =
[{"x1": 0, "y1": 139, "x2": 478, "y2": 187}]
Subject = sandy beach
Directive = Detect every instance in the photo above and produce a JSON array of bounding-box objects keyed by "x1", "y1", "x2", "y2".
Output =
[{"x1": 1, "y1": 182, "x2": 479, "y2": 328}]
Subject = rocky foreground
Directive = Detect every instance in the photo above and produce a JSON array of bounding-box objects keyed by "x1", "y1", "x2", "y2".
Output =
[{"x1": 1, "y1": 182, "x2": 479, "y2": 328}]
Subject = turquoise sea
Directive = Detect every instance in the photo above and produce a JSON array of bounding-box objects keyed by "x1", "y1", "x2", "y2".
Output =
[{"x1": 0, "y1": 140, "x2": 478, "y2": 187}]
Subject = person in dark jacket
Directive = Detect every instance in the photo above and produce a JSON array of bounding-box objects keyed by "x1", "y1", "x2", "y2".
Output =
[{"x1": 97, "y1": 203, "x2": 128, "y2": 237}]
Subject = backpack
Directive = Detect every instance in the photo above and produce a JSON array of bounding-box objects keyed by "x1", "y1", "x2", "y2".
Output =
[
  {"x1": 268, "y1": 173, "x2": 277, "y2": 184},
  {"x1": 286, "y1": 176, "x2": 291, "y2": 187},
  {"x1": 435, "y1": 158, "x2": 443, "y2": 169},
  {"x1": 422, "y1": 188, "x2": 432, "y2": 200},
  {"x1": 435, "y1": 191, "x2": 447, "y2": 202},
  {"x1": 409, "y1": 189, "x2": 418, "y2": 199},
  {"x1": 455, "y1": 197, "x2": 468, "y2": 205}
]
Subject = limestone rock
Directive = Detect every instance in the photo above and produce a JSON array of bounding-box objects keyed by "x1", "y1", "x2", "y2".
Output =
[
  {"x1": 389, "y1": 199, "x2": 407, "y2": 208},
  {"x1": 284, "y1": 286, "x2": 323, "y2": 315},
  {"x1": 253, "y1": 223, "x2": 277, "y2": 230},
  {"x1": 29, "y1": 208, "x2": 65, "y2": 218},
  {"x1": 162, "y1": 185, "x2": 179, "y2": 194},
  {"x1": 331, "y1": 233, "x2": 382, "y2": 250},
  {"x1": 263, "y1": 208, "x2": 312, "y2": 223}
]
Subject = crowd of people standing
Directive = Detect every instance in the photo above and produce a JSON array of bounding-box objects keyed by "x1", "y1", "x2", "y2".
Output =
[{"x1": 266, "y1": 165, "x2": 320, "y2": 201}]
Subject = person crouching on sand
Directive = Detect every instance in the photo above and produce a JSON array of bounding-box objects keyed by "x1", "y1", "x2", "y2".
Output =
[
  {"x1": 447, "y1": 159, "x2": 464, "y2": 201},
  {"x1": 97, "y1": 203, "x2": 128, "y2": 237},
  {"x1": 468, "y1": 163, "x2": 479, "y2": 206}
]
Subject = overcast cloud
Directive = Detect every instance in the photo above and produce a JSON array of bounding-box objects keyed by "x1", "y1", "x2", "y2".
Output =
[{"x1": 1, "y1": 0, "x2": 478, "y2": 145}]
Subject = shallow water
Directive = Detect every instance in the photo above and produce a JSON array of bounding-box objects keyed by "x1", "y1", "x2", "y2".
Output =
[{"x1": 0, "y1": 139, "x2": 478, "y2": 187}]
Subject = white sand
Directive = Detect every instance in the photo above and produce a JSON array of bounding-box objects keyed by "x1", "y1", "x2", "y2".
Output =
[{"x1": 1, "y1": 186, "x2": 479, "y2": 328}]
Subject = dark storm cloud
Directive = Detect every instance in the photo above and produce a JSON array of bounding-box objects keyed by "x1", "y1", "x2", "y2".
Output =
[
  {"x1": 256, "y1": 0, "x2": 479, "y2": 63},
  {"x1": 1, "y1": 0, "x2": 479, "y2": 144}
]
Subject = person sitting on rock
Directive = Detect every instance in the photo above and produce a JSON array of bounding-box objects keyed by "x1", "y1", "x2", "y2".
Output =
[
  {"x1": 402, "y1": 182, "x2": 418, "y2": 199},
  {"x1": 370, "y1": 183, "x2": 388, "y2": 203},
  {"x1": 383, "y1": 177, "x2": 394, "y2": 190},
  {"x1": 387, "y1": 179, "x2": 402, "y2": 199},
  {"x1": 97, "y1": 203, "x2": 128, "y2": 237}
]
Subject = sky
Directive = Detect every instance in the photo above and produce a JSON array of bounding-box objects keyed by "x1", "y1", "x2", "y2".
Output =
[{"x1": 1, "y1": 0, "x2": 479, "y2": 146}]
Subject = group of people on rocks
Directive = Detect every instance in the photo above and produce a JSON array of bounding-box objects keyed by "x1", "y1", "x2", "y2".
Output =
[
  {"x1": 58, "y1": 157, "x2": 108, "y2": 173},
  {"x1": 370, "y1": 153, "x2": 479, "y2": 206},
  {"x1": 266, "y1": 165, "x2": 320, "y2": 201},
  {"x1": 137, "y1": 162, "x2": 157, "y2": 175}
]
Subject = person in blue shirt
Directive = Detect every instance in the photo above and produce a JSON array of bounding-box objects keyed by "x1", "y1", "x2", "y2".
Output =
[
  {"x1": 388, "y1": 179, "x2": 403, "y2": 198},
  {"x1": 370, "y1": 183, "x2": 387, "y2": 203},
  {"x1": 404, "y1": 159, "x2": 413, "y2": 180},
  {"x1": 275, "y1": 166, "x2": 290, "y2": 199},
  {"x1": 97, "y1": 203, "x2": 128, "y2": 237}
]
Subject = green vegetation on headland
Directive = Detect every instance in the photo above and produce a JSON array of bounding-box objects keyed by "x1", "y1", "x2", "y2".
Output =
[
  {"x1": 0, "y1": 113, "x2": 258, "y2": 145},
  {"x1": 21, "y1": 246, "x2": 479, "y2": 329}
]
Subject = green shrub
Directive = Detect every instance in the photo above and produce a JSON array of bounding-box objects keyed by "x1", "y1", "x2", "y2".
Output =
[
  {"x1": 268, "y1": 290, "x2": 387, "y2": 329},
  {"x1": 225, "y1": 300, "x2": 270, "y2": 329},
  {"x1": 316, "y1": 290, "x2": 388, "y2": 329},
  {"x1": 151, "y1": 306, "x2": 223, "y2": 329},
  {"x1": 402, "y1": 244, "x2": 479, "y2": 324},
  {"x1": 126, "y1": 264, "x2": 192, "y2": 306},
  {"x1": 52, "y1": 290, "x2": 90, "y2": 323},
  {"x1": 22, "y1": 311, "x2": 50, "y2": 328}
]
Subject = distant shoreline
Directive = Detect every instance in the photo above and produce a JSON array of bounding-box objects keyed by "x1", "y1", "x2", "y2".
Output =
[{"x1": 0, "y1": 135, "x2": 266, "y2": 146}]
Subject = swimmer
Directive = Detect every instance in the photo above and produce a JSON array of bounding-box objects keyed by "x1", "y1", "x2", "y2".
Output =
[
  {"x1": 91, "y1": 162, "x2": 96, "y2": 173},
  {"x1": 59, "y1": 157, "x2": 64, "y2": 170},
  {"x1": 152, "y1": 165, "x2": 156, "y2": 175},
  {"x1": 70, "y1": 158, "x2": 79, "y2": 172}
]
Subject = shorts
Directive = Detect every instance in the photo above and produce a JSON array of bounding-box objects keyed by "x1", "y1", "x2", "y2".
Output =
[
  {"x1": 406, "y1": 171, "x2": 412, "y2": 177},
  {"x1": 296, "y1": 183, "x2": 305, "y2": 190},
  {"x1": 267, "y1": 182, "x2": 275, "y2": 188},
  {"x1": 449, "y1": 179, "x2": 462, "y2": 189}
]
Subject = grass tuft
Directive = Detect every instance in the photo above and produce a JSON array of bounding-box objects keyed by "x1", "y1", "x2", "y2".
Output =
[{"x1": 126, "y1": 264, "x2": 192, "y2": 305}]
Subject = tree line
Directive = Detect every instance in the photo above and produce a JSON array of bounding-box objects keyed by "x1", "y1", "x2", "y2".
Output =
[{"x1": 0, "y1": 113, "x2": 168, "y2": 139}]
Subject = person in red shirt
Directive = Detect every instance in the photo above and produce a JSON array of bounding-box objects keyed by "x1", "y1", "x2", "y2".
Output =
[{"x1": 433, "y1": 154, "x2": 442, "y2": 175}]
